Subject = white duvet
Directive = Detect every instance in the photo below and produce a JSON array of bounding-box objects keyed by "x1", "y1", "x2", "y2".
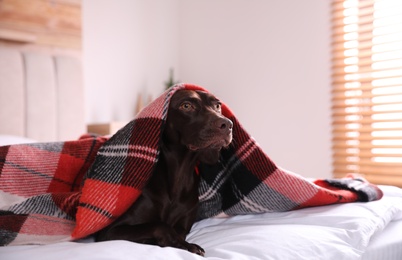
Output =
[{"x1": 1, "y1": 185, "x2": 402, "y2": 260}]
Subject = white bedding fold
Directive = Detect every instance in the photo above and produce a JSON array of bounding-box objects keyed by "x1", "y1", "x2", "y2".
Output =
[{"x1": 187, "y1": 193, "x2": 402, "y2": 259}]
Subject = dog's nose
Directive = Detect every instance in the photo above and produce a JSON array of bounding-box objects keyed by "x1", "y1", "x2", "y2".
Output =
[{"x1": 216, "y1": 118, "x2": 233, "y2": 131}]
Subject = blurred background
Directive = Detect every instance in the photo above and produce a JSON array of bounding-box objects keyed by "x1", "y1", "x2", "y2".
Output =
[
  {"x1": 0, "y1": 0, "x2": 334, "y2": 179},
  {"x1": 82, "y1": 0, "x2": 333, "y2": 179}
]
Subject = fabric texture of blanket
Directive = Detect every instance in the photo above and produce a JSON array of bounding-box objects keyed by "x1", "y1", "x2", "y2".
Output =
[{"x1": 0, "y1": 83, "x2": 383, "y2": 246}]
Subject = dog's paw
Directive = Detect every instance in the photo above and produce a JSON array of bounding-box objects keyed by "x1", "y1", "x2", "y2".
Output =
[{"x1": 187, "y1": 243, "x2": 205, "y2": 256}]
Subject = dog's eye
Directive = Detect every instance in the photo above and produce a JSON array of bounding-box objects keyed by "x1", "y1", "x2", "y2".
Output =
[
  {"x1": 180, "y1": 102, "x2": 194, "y2": 111},
  {"x1": 215, "y1": 103, "x2": 222, "y2": 111}
]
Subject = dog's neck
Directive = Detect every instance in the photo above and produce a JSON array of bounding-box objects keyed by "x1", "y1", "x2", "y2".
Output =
[{"x1": 159, "y1": 141, "x2": 201, "y2": 198}]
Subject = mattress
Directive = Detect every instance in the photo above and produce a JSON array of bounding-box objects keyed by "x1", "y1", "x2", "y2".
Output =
[{"x1": 1, "y1": 182, "x2": 401, "y2": 260}]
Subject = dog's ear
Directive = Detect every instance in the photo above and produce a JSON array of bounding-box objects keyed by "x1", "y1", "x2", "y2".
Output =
[{"x1": 197, "y1": 149, "x2": 221, "y2": 165}]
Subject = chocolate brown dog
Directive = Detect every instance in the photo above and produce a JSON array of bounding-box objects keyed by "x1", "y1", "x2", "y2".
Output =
[{"x1": 96, "y1": 90, "x2": 233, "y2": 256}]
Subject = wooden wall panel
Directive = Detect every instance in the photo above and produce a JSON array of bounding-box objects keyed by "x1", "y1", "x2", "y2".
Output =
[{"x1": 0, "y1": 0, "x2": 81, "y2": 49}]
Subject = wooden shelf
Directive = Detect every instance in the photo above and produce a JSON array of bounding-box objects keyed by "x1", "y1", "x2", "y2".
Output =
[
  {"x1": 0, "y1": 28, "x2": 37, "y2": 43},
  {"x1": 0, "y1": 0, "x2": 82, "y2": 49}
]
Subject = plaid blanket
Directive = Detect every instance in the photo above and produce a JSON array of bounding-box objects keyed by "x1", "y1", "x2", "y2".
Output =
[{"x1": 0, "y1": 83, "x2": 383, "y2": 246}]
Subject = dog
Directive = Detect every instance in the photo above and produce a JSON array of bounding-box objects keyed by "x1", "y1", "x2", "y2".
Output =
[{"x1": 96, "y1": 89, "x2": 233, "y2": 256}]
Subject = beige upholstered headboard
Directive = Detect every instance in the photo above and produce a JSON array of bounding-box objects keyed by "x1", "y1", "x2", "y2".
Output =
[{"x1": 0, "y1": 45, "x2": 85, "y2": 142}]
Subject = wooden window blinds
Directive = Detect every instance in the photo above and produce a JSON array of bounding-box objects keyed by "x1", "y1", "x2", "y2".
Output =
[{"x1": 331, "y1": 0, "x2": 402, "y2": 187}]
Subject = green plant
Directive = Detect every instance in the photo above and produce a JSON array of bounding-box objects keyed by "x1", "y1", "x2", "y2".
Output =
[{"x1": 164, "y1": 68, "x2": 179, "y2": 90}]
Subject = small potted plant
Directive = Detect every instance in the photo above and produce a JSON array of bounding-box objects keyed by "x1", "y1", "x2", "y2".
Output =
[{"x1": 164, "y1": 68, "x2": 179, "y2": 90}]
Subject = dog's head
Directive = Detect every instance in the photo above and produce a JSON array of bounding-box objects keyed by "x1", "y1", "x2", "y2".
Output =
[{"x1": 165, "y1": 90, "x2": 233, "y2": 164}]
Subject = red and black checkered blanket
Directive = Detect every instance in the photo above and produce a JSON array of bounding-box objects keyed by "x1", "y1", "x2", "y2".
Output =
[{"x1": 0, "y1": 84, "x2": 383, "y2": 246}]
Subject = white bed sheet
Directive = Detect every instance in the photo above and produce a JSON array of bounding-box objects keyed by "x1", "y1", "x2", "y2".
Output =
[
  {"x1": 1, "y1": 185, "x2": 401, "y2": 260},
  {"x1": 0, "y1": 135, "x2": 37, "y2": 146},
  {"x1": 362, "y1": 220, "x2": 402, "y2": 260}
]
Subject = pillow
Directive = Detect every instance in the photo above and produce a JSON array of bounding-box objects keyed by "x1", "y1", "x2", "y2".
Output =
[{"x1": 0, "y1": 135, "x2": 37, "y2": 146}]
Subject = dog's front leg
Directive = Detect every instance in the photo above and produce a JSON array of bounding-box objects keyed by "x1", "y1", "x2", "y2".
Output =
[{"x1": 98, "y1": 223, "x2": 205, "y2": 256}]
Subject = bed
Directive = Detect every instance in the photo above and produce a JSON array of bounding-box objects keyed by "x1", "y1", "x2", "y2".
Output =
[
  {"x1": 0, "y1": 43, "x2": 85, "y2": 143},
  {"x1": 1, "y1": 45, "x2": 402, "y2": 260}
]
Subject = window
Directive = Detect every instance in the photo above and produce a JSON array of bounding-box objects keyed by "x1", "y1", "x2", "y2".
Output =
[{"x1": 331, "y1": 0, "x2": 402, "y2": 186}]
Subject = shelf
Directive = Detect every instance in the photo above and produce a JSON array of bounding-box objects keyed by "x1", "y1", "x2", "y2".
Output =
[{"x1": 0, "y1": 28, "x2": 37, "y2": 43}]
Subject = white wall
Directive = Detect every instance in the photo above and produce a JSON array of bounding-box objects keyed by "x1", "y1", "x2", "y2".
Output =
[
  {"x1": 83, "y1": 0, "x2": 179, "y2": 122},
  {"x1": 178, "y1": 0, "x2": 332, "y2": 178},
  {"x1": 83, "y1": 0, "x2": 332, "y2": 179}
]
